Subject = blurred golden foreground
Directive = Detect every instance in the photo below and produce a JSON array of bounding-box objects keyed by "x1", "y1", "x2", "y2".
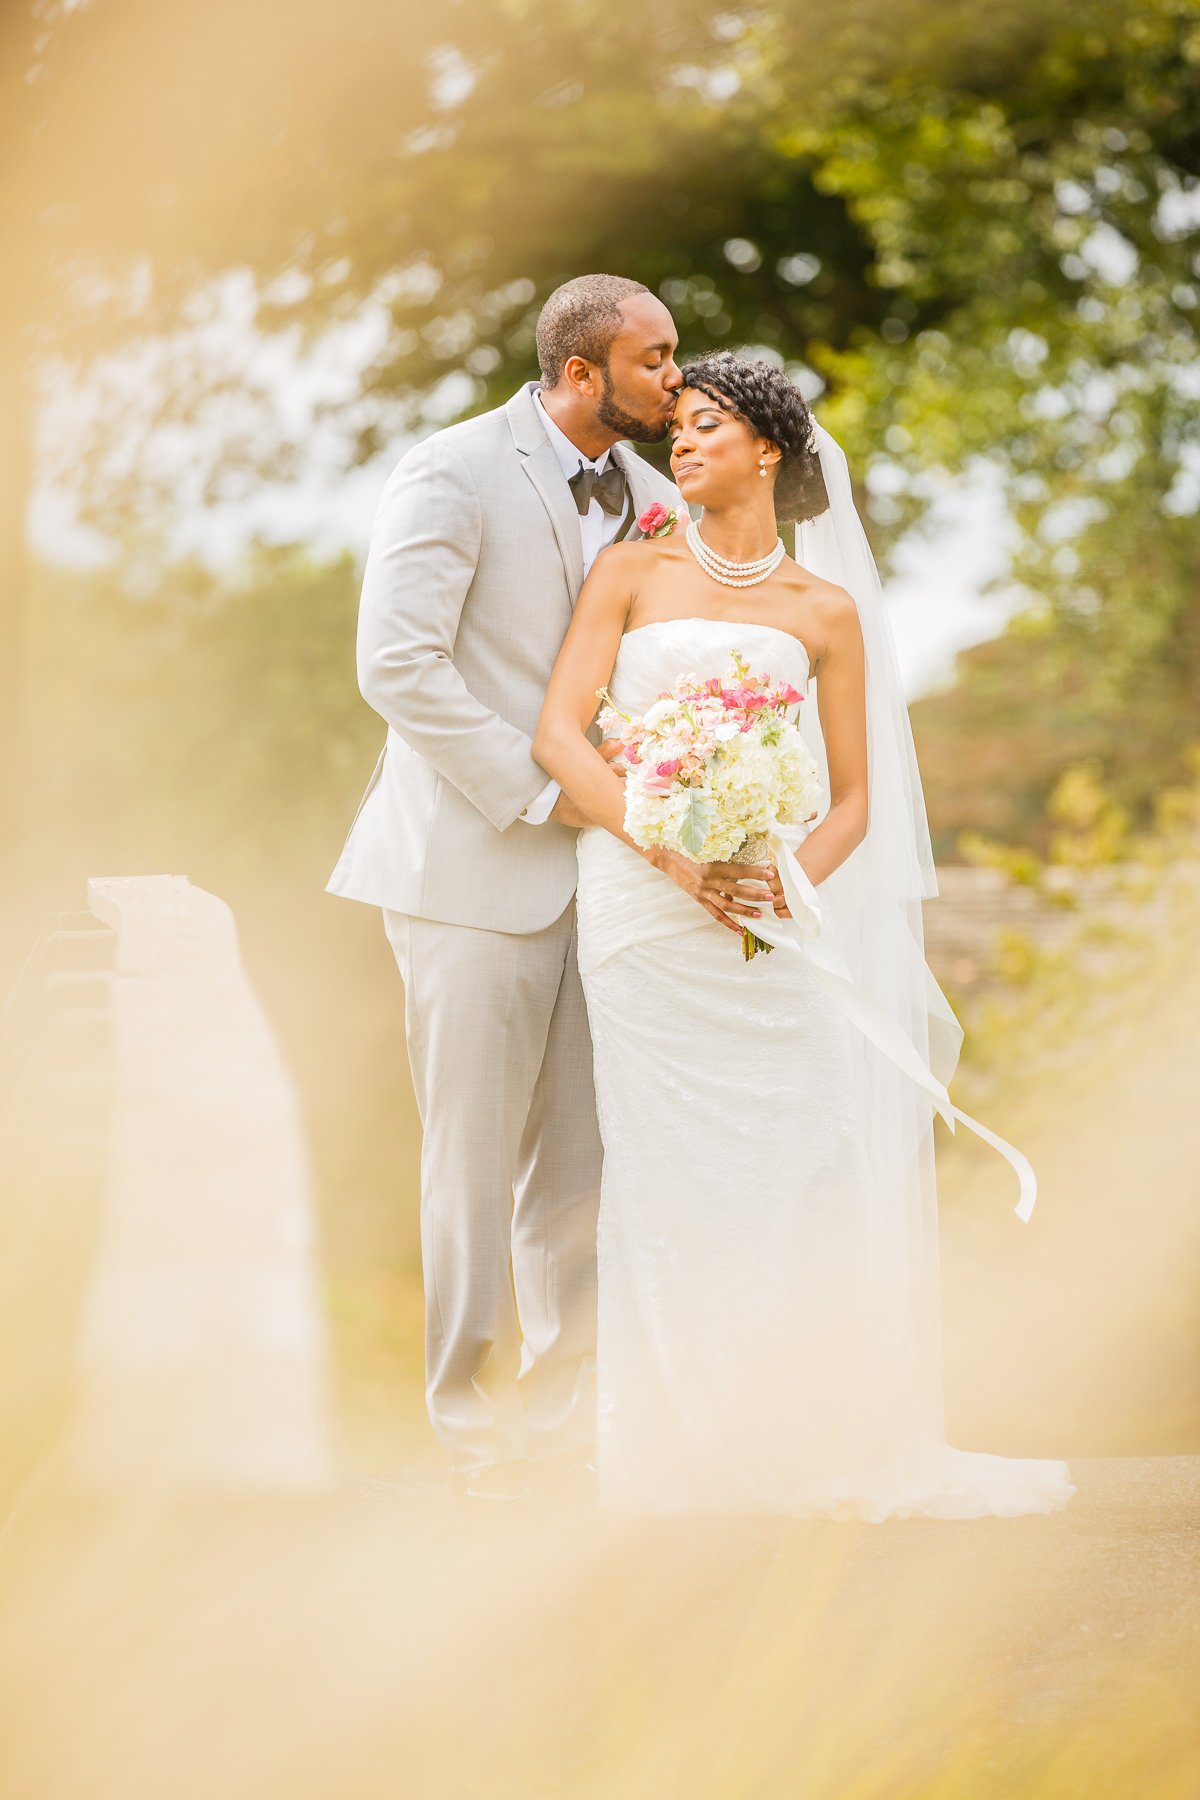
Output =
[
  {"x1": 0, "y1": 1458, "x2": 1196, "y2": 1800},
  {"x1": 0, "y1": 856, "x2": 1197, "y2": 1799}
]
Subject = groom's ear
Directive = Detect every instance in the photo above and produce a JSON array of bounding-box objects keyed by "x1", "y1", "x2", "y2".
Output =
[{"x1": 562, "y1": 354, "x2": 600, "y2": 398}]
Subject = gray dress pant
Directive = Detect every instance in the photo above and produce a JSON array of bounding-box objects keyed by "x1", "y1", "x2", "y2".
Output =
[{"x1": 383, "y1": 900, "x2": 601, "y2": 1472}]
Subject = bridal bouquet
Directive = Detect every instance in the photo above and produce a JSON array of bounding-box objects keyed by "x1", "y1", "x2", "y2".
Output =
[{"x1": 596, "y1": 652, "x2": 822, "y2": 959}]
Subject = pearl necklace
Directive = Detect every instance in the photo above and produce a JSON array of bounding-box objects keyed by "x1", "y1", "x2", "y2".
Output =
[{"x1": 685, "y1": 519, "x2": 786, "y2": 588}]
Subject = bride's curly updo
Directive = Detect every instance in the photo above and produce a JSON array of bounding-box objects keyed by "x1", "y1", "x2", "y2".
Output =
[{"x1": 678, "y1": 351, "x2": 829, "y2": 525}]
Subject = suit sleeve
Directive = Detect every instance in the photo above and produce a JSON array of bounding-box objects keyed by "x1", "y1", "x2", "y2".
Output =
[{"x1": 355, "y1": 438, "x2": 553, "y2": 833}]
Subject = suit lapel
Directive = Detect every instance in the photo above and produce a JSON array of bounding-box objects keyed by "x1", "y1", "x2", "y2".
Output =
[
  {"x1": 506, "y1": 383, "x2": 585, "y2": 604},
  {"x1": 522, "y1": 440, "x2": 586, "y2": 603}
]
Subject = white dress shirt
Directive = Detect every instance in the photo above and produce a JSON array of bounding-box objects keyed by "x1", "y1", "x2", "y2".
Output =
[{"x1": 520, "y1": 389, "x2": 632, "y2": 824}]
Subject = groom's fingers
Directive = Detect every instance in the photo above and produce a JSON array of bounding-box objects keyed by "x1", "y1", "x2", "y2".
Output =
[{"x1": 597, "y1": 737, "x2": 627, "y2": 782}]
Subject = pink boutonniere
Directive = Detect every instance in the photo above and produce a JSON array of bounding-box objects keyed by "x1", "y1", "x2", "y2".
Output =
[{"x1": 638, "y1": 502, "x2": 680, "y2": 539}]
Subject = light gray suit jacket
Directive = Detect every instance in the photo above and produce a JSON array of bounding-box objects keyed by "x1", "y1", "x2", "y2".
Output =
[{"x1": 325, "y1": 381, "x2": 684, "y2": 933}]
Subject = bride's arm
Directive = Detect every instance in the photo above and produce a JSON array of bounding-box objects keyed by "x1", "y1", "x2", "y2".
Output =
[
  {"x1": 789, "y1": 586, "x2": 869, "y2": 890},
  {"x1": 533, "y1": 543, "x2": 645, "y2": 845}
]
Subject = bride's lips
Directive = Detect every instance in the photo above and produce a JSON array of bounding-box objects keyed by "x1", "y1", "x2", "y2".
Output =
[{"x1": 674, "y1": 461, "x2": 703, "y2": 478}]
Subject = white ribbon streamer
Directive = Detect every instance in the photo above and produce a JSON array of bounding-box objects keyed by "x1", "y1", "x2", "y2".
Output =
[{"x1": 749, "y1": 823, "x2": 1036, "y2": 1223}]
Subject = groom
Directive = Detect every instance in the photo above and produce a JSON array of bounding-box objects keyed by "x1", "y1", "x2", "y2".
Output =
[{"x1": 327, "y1": 274, "x2": 684, "y2": 1495}]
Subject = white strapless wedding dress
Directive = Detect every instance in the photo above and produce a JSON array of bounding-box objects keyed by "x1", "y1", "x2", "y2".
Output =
[{"x1": 575, "y1": 618, "x2": 1075, "y2": 1521}]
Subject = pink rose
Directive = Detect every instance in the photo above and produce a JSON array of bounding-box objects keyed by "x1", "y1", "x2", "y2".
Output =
[
  {"x1": 638, "y1": 503, "x2": 679, "y2": 539},
  {"x1": 655, "y1": 758, "x2": 682, "y2": 778}
]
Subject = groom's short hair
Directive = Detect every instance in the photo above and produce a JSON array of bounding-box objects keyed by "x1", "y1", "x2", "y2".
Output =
[{"x1": 536, "y1": 274, "x2": 651, "y2": 388}]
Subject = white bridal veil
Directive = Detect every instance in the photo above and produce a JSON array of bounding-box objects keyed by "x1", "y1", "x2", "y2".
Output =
[
  {"x1": 794, "y1": 421, "x2": 968, "y2": 1104},
  {"x1": 739, "y1": 421, "x2": 1039, "y2": 1433}
]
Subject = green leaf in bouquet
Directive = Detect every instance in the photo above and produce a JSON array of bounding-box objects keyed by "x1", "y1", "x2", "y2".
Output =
[{"x1": 679, "y1": 790, "x2": 715, "y2": 859}]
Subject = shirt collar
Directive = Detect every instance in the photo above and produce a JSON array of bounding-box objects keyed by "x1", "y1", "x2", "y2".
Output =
[{"x1": 532, "y1": 385, "x2": 613, "y2": 479}]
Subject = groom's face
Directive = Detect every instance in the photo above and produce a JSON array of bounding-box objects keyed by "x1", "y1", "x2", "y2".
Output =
[{"x1": 592, "y1": 296, "x2": 683, "y2": 443}]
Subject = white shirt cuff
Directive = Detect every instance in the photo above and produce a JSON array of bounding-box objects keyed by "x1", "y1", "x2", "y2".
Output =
[{"x1": 520, "y1": 778, "x2": 560, "y2": 825}]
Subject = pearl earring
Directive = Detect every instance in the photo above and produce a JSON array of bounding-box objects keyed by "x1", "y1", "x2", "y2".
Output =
[{"x1": 759, "y1": 462, "x2": 767, "y2": 477}]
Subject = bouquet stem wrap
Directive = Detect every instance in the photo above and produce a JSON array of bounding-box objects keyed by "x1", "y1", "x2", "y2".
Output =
[{"x1": 732, "y1": 834, "x2": 775, "y2": 961}]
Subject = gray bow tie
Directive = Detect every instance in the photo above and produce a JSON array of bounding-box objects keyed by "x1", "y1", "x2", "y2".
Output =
[{"x1": 568, "y1": 461, "x2": 627, "y2": 517}]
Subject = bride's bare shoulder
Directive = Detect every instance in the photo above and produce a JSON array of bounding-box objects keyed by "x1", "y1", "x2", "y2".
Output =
[
  {"x1": 788, "y1": 565, "x2": 857, "y2": 621},
  {"x1": 783, "y1": 565, "x2": 861, "y2": 666},
  {"x1": 590, "y1": 520, "x2": 690, "y2": 579}
]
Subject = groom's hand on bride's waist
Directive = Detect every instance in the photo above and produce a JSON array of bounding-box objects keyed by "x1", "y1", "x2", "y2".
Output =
[
  {"x1": 550, "y1": 791, "x2": 591, "y2": 828},
  {"x1": 547, "y1": 739, "x2": 627, "y2": 829}
]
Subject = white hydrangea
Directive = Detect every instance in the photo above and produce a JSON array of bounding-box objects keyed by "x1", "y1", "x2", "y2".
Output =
[{"x1": 623, "y1": 709, "x2": 821, "y2": 863}]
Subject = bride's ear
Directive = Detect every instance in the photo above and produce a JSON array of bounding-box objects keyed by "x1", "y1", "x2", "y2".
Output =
[{"x1": 755, "y1": 436, "x2": 783, "y2": 472}]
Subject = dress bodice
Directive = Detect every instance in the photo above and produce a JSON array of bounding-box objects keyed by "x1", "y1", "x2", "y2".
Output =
[{"x1": 607, "y1": 617, "x2": 812, "y2": 715}]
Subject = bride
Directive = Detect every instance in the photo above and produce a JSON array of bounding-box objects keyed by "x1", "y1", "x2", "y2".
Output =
[{"x1": 533, "y1": 351, "x2": 1075, "y2": 1521}]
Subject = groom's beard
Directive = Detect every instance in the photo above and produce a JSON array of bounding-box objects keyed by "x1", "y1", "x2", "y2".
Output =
[{"x1": 595, "y1": 367, "x2": 668, "y2": 444}]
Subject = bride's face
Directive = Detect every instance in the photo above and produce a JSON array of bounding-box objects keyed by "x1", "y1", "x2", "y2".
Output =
[{"x1": 668, "y1": 388, "x2": 775, "y2": 505}]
